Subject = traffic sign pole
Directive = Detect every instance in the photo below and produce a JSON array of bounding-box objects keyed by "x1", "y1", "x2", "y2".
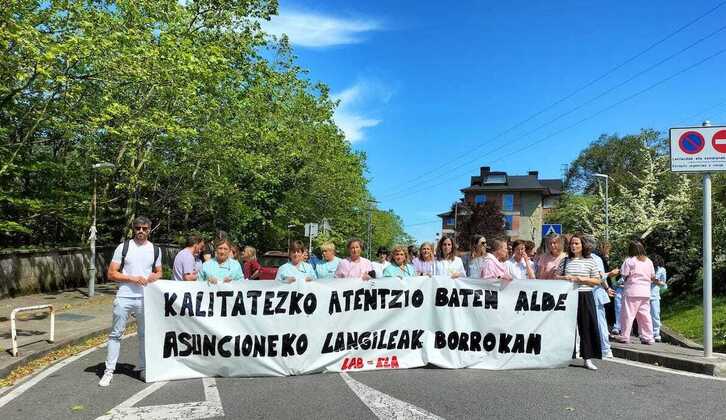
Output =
[{"x1": 702, "y1": 122, "x2": 713, "y2": 358}]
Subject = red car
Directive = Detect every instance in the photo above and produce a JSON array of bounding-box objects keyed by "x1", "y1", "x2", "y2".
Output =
[{"x1": 258, "y1": 251, "x2": 289, "y2": 280}]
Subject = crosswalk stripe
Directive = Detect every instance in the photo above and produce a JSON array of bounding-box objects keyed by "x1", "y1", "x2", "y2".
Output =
[
  {"x1": 340, "y1": 372, "x2": 444, "y2": 419},
  {"x1": 96, "y1": 378, "x2": 224, "y2": 420}
]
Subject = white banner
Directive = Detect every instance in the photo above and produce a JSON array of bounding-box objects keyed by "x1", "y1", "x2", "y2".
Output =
[{"x1": 144, "y1": 277, "x2": 578, "y2": 382}]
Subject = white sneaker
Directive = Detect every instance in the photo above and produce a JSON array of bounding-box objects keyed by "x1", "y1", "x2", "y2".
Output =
[
  {"x1": 584, "y1": 359, "x2": 598, "y2": 370},
  {"x1": 98, "y1": 370, "x2": 113, "y2": 387},
  {"x1": 604, "y1": 350, "x2": 614, "y2": 359}
]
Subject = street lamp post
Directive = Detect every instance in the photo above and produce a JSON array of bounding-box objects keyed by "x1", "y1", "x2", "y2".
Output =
[
  {"x1": 593, "y1": 173, "x2": 609, "y2": 243},
  {"x1": 366, "y1": 199, "x2": 379, "y2": 259},
  {"x1": 287, "y1": 224, "x2": 295, "y2": 250},
  {"x1": 89, "y1": 162, "x2": 115, "y2": 298}
]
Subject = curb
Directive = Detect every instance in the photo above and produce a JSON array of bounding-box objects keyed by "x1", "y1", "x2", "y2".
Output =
[
  {"x1": 660, "y1": 325, "x2": 704, "y2": 350},
  {"x1": 0, "y1": 320, "x2": 135, "y2": 379},
  {"x1": 611, "y1": 346, "x2": 725, "y2": 377}
]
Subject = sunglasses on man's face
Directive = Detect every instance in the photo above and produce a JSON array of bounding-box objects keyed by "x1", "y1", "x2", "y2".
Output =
[{"x1": 134, "y1": 226, "x2": 150, "y2": 232}]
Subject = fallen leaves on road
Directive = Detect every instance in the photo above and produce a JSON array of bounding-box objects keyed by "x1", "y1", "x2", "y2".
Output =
[
  {"x1": 70, "y1": 404, "x2": 85, "y2": 412},
  {"x1": 0, "y1": 323, "x2": 137, "y2": 388}
]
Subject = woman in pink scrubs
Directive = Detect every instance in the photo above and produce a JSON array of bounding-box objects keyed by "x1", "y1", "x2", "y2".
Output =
[
  {"x1": 614, "y1": 240, "x2": 656, "y2": 344},
  {"x1": 335, "y1": 238, "x2": 373, "y2": 280},
  {"x1": 480, "y1": 239, "x2": 512, "y2": 280}
]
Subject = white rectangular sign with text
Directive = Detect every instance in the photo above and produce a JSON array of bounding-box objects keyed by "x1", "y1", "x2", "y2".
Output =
[
  {"x1": 670, "y1": 126, "x2": 726, "y2": 172},
  {"x1": 144, "y1": 277, "x2": 578, "y2": 382}
]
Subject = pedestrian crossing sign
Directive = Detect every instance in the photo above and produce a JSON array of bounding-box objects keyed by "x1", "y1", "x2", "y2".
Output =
[{"x1": 542, "y1": 224, "x2": 562, "y2": 237}]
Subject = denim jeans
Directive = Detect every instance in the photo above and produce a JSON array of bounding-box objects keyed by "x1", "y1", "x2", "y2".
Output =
[
  {"x1": 597, "y1": 301, "x2": 611, "y2": 354},
  {"x1": 105, "y1": 297, "x2": 145, "y2": 372},
  {"x1": 650, "y1": 298, "x2": 661, "y2": 338},
  {"x1": 612, "y1": 287, "x2": 623, "y2": 332}
]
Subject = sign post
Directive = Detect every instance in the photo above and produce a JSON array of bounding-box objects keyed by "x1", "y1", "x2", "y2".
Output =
[
  {"x1": 304, "y1": 223, "x2": 319, "y2": 255},
  {"x1": 669, "y1": 121, "x2": 725, "y2": 358}
]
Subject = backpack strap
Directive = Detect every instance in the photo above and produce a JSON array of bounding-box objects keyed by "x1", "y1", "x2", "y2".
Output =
[
  {"x1": 119, "y1": 239, "x2": 131, "y2": 272},
  {"x1": 153, "y1": 244, "x2": 160, "y2": 272}
]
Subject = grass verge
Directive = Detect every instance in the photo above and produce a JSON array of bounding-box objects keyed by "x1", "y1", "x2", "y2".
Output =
[{"x1": 661, "y1": 295, "x2": 726, "y2": 352}]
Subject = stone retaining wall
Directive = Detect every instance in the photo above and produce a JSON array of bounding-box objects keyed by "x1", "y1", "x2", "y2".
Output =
[{"x1": 0, "y1": 244, "x2": 180, "y2": 298}]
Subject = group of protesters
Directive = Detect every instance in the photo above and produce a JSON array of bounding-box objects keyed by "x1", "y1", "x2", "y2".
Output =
[{"x1": 97, "y1": 215, "x2": 668, "y2": 387}]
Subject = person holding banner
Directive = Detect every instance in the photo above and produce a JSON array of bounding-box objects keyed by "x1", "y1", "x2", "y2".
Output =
[
  {"x1": 468, "y1": 235, "x2": 487, "y2": 279},
  {"x1": 315, "y1": 242, "x2": 341, "y2": 279},
  {"x1": 371, "y1": 246, "x2": 390, "y2": 278},
  {"x1": 335, "y1": 238, "x2": 373, "y2": 280},
  {"x1": 614, "y1": 240, "x2": 656, "y2": 345},
  {"x1": 434, "y1": 236, "x2": 466, "y2": 278},
  {"x1": 276, "y1": 240, "x2": 317, "y2": 283},
  {"x1": 199, "y1": 239, "x2": 245, "y2": 284},
  {"x1": 536, "y1": 233, "x2": 566, "y2": 279},
  {"x1": 480, "y1": 239, "x2": 512, "y2": 280},
  {"x1": 99, "y1": 216, "x2": 162, "y2": 387},
  {"x1": 383, "y1": 245, "x2": 416, "y2": 278},
  {"x1": 506, "y1": 239, "x2": 536, "y2": 280},
  {"x1": 556, "y1": 233, "x2": 603, "y2": 370},
  {"x1": 413, "y1": 242, "x2": 435, "y2": 276}
]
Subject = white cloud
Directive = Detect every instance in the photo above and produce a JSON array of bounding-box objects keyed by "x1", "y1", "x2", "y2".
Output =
[
  {"x1": 263, "y1": 9, "x2": 381, "y2": 48},
  {"x1": 332, "y1": 80, "x2": 391, "y2": 143}
]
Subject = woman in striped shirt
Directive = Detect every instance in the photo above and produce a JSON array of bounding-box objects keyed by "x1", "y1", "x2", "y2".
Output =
[{"x1": 556, "y1": 233, "x2": 604, "y2": 371}]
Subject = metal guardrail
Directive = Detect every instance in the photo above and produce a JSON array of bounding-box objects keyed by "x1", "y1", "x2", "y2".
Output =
[{"x1": 10, "y1": 304, "x2": 55, "y2": 357}]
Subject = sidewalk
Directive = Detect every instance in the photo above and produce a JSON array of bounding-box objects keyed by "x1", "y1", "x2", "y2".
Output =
[
  {"x1": 610, "y1": 328, "x2": 726, "y2": 376},
  {"x1": 0, "y1": 284, "x2": 122, "y2": 379}
]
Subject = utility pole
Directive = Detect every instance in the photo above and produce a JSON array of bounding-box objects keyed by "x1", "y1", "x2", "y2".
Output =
[
  {"x1": 702, "y1": 120, "x2": 713, "y2": 358},
  {"x1": 366, "y1": 199, "x2": 378, "y2": 259},
  {"x1": 88, "y1": 162, "x2": 115, "y2": 298},
  {"x1": 593, "y1": 173, "x2": 609, "y2": 243}
]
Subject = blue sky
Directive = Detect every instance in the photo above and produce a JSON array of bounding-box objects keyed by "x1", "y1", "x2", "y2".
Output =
[{"x1": 262, "y1": 0, "x2": 726, "y2": 243}]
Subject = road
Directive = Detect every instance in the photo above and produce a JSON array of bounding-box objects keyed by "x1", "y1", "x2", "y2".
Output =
[{"x1": 1, "y1": 336, "x2": 725, "y2": 419}]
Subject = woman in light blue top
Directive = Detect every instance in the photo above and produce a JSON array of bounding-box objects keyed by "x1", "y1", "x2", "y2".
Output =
[
  {"x1": 315, "y1": 242, "x2": 340, "y2": 279},
  {"x1": 199, "y1": 239, "x2": 245, "y2": 284},
  {"x1": 276, "y1": 240, "x2": 317, "y2": 284},
  {"x1": 651, "y1": 254, "x2": 668, "y2": 342},
  {"x1": 383, "y1": 245, "x2": 416, "y2": 278}
]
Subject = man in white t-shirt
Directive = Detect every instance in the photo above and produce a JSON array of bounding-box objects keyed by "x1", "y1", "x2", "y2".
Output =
[{"x1": 98, "y1": 216, "x2": 162, "y2": 387}]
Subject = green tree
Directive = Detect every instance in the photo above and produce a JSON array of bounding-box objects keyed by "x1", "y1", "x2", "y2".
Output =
[
  {"x1": 456, "y1": 201, "x2": 506, "y2": 250},
  {"x1": 0, "y1": 0, "x2": 410, "y2": 254}
]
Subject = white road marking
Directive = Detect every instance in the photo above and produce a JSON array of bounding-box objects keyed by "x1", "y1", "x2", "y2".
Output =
[
  {"x1": 95, "y1": 378, "x2": 224, "y2": 420},
  {"x1": 113, "y1": 381, "x2": 168, "y2": 409},
  {"x1": 0, "y1": 333, "x2": 132, "y2": 408},
  {"x1": 606, "y1": 357, "x2": 726, "y2": 381},
  {"x1": 340, "y1": 372, "x2": 444, "y2": 419}
]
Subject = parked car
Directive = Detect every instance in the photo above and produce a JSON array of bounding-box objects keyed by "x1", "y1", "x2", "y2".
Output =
[{"x1": 258, "y1": 251, "x2": 289, "y2": 280}]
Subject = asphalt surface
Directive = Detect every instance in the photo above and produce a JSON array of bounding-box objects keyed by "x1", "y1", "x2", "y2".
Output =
[{"x1": 1, "y1": 337, "x2": 725, "y2": 419}]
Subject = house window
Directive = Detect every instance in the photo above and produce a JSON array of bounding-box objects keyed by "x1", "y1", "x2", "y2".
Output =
[
  {"x1": 543, "y1": 196, "x2": 558, "y2": 209},
  {"x1": 503, "y1": 215, "x2": 513, "y2": 231},
  {"x1": 475, "y1": 194, "x2": 487, "y2": 204},
  {"x1": 444, "y1": 217, "x2": 455, "y2": 226},
  {"x1": 485, "y1": 174, "x2": 506, "y2": 184},
  {"x1": 503, "y1": 194, "x2": 514, "y2": 211}
]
